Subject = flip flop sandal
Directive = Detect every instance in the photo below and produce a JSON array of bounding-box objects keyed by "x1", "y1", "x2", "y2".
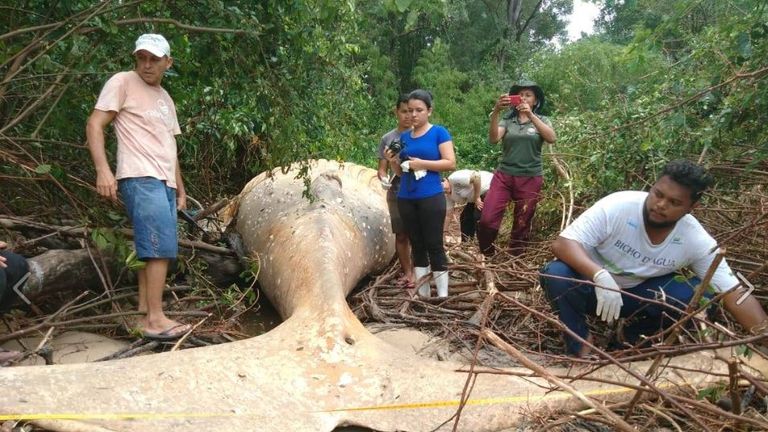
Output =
[{"x1": 141, "y1": 324, "x2": 192, "y2": 341}]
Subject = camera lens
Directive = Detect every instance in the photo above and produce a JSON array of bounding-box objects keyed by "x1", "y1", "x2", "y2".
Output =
[{"x1": 388, "y1": 140, "x2": 402, "y2": 153}]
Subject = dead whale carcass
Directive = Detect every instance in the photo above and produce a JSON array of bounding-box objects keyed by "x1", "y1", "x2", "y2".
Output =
[
  {"x1": 233, "y1": 159, "x2": 396, "y2": 320},
  {"x1": 0, "y1": 160, "x2": 758, "y2": 432}
]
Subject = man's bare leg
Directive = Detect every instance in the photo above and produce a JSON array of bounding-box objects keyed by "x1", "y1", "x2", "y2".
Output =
[
  {"x1": 138, "y1": 258, "x2": 187, "y2": 334},
  {"x1": 137, "y1": 266, "x2": 148, "y2": 314},
  {"x1": 395, "y1": 233, "x2": 413, "y2": 283}
]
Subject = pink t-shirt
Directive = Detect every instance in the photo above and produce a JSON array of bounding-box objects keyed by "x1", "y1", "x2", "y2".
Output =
[{"x1": 95, "y1": 71, "x2": 181, "y2": 188}]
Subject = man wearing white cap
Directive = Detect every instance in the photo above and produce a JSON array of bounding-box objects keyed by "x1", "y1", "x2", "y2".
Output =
[{"x1": 86, "y1": 33, "x2": 191, "y2": 340}]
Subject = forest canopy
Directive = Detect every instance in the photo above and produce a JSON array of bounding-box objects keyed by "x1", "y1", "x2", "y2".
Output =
[{"x1": 0, "y1": 0, "x2": 766, "y2": 228}]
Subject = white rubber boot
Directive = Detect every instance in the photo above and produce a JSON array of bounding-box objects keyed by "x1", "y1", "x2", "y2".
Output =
[
  {"x1": 414, "y1": 266, "x2": 431, "y2": 297},
  {"x1": 434, "y1": 270, "x2": 449, "y2": 298}
]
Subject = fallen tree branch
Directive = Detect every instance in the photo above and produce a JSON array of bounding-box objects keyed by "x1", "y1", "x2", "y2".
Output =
[
  {"x1": 482, "y1": 329, "x2": 636, "y2": 432},
  {"x1": 624, "y1": 250, "x2": 725, "y2": 418},
  {"x1": 0, "y1": 291, "x2": 88, "y2": 343},
  {"x1": 0, "y1": 216, "x2": 234, "y2": 255}
]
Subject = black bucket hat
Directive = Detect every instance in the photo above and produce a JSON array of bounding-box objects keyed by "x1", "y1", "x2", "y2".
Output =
[{"x1": 508, "y1": 79, "x2": 545, "y2": 114}]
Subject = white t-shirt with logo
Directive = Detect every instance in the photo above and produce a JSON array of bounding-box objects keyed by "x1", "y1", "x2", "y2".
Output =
[
  {"x1": 560, "y1": 191, "x2": 738, "y2": 292},
  {"x1": 446, "y1": 170, "x2": 493, "y2": 207},
  {"x1": 95, "y1": 71, "x2": 181, "y2": 188}
]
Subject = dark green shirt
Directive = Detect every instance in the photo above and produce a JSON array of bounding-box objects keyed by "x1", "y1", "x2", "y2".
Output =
[{"x1": 497, "y1": 115, "x2": 552, "y2": 176}]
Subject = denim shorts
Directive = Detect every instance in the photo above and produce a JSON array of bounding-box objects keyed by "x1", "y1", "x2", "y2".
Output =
[{"x1": 119, "y1": 177, "x2": 178, "y2": 260}]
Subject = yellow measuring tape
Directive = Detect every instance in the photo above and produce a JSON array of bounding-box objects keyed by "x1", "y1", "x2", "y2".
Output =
[
  {"x1": 0, "y1": 383, "x2": 670, "y2": 421},
  {"x1": 323, "y1": 384, "x2": 646, "y2": 413}
]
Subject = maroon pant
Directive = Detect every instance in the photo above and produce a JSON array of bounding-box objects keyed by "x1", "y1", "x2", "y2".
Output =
[{"x1": 477, "y1": 171, "x2": 543, "y2": 255}]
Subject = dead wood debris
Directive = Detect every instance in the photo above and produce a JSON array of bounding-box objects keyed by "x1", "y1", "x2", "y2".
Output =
[
  {"x1": 349, "y1": 176, "x2": 768, "y2": 431},
  {"x1": 1, "y1": 165, "x2": 767, "y2": 431},
  {"x1": 0, "y1": 210, "x2": 259, "y2": 367}
]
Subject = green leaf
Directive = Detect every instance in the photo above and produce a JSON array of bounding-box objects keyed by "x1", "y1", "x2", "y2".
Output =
[
  {"x1": 34, "y1": 164, "x2": 51, "y2": 174},
  {"x1": 697, "y1": 384, "x2": 725, "y2": 401},
  {"x1": 395, "y1": 0, "x2": 413, "y2": 13},
  {"x1": 91, "y1": 229, "x2": 110, "y2": 251},
  {"x1": 405, "y1": 9, "x2": 419, "y2": 30},
  {"x1": 735, "y1": 344, "x2": 752, "y2": 359},
  {"x1": 736, "y1": 32, "x2": 752, "y2": 58},
  {"x1": 125, "y1": 250, "x2": 146, "y2": 271}
]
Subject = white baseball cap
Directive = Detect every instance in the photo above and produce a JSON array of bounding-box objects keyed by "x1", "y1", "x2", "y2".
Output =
[{"x1": 133, "y1": 33, "x2": 171, "y2": 58}]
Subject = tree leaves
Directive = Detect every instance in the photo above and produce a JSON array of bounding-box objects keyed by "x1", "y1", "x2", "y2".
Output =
[
  {"x1": 394, "y1": 0, "x2": 414, "y2": 13},
  {"x1": 2, "y1": 0, "x2": 767, "y2": 230}
]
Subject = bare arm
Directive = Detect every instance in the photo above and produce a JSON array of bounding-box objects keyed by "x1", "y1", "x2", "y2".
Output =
[
  {"x1": 488, "y1": 94, "x2": 510, "y2": 144},
  {"x1": 383, "y1": 149, "x2": 403, "y2": 176},
  {"x1": 529, "y1": 113, "x2": 556, "y2": 143},
  {"x1": 470, "y1": 171, "x2": 483, "y2": 209},
  {"x1": 175, "y1": 158, "x2": 186, "y2": 210},
  {"x1": 551, "y1": 236, "x2": 603, "y2": 279},
  {"x1": 517, "y1": 102, "x2": 556, "y2": 143},
  {"x1": 377, "y1": 158, "x2": 389, "y2": 181},
  {"x1": 0, "y1": 241, "x2": 7, "y2": 268},
  {"x1": 85, "y1": 109, "x2": 118, "y2": 201},
  {"x1": 721, "y1": 289, "x2": 768, "y2": 335}
]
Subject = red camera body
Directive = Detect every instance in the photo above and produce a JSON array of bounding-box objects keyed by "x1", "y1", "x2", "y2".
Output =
[{"x1": 509, "y1": 94, "x2": 522, "y2": 106}]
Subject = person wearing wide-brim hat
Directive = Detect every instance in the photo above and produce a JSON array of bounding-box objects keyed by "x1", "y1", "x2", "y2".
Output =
[{"x1": 477, "y1": 80, "x2": 556, "y2": 256}]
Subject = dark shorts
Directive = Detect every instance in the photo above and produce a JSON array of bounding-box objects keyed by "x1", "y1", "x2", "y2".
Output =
[
  {"x1": 0, "y1": 250, "x2": 29, "y2": 311},
  {"x1": 386, "y1": 176, "x2": 405, "y2": 234},
  {"x1": 119, "y1": 177, "x2": 178, "y2": 260}
]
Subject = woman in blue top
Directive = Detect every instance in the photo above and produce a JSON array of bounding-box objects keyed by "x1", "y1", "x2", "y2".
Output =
[{"x1": 385, "y1": 89, "x2": 456, "y2": 298}]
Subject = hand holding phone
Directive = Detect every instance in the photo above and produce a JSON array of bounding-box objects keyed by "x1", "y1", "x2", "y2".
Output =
[{"x1": 509, "y1": 94, "x2": 522, "y2": 106}]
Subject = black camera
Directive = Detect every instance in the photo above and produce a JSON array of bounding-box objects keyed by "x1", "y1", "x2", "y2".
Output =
[{"x1": 387, "y1": 139, "x2": 403, "y2": 154}]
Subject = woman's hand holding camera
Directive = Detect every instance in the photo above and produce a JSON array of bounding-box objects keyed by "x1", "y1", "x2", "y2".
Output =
[
  {"x1": 516, "y1": 101, "x2": 532, "y2": 114},
  {"x1": 494, "y1": 94, "x2": 528, "y2": 113}
]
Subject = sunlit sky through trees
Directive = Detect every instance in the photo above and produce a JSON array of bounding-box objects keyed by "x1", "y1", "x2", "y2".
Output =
[{"x1": 567, "y1": 0, "x2": 600, "y2": 41}]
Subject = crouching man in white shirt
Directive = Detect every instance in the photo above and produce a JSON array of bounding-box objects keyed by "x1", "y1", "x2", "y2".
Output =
[
  {"x1": 539, "y1": 160, "x2": 767, "y2": 357},
  {"x1": 442, "y1": 169, "x2": 493, "y2": 242}
]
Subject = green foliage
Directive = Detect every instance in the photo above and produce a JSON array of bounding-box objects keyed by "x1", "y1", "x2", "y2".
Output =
[
  {"x1": 1, "y1": 0, "x2": 767, "y2": 249},
  {"x1": 697, "y1": 383, "x2": 726, "y2": 402},
  {"x1": 125, "y1": 250, "x2": 146, "y2": 271},
  {"x1": 90, "y1": 227, "x2": 133, "y2": 265},
  {"x1": 735, "y1": 344, "x2": 753, "y2": 359},
  {"x1": 1, "y1": 0, "x2": 379, "y2": 213},
  {"x1": 508, "y1": 1, "x2": 768, "y2": 207}
]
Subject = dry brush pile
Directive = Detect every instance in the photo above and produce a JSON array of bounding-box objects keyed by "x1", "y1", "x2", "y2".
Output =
[
  {"x1": 0, "y1": 159, "x2": 766, "y2": 431},
  {"x1": 350, "y1": 160, "x2": 768, "y2": 431}
]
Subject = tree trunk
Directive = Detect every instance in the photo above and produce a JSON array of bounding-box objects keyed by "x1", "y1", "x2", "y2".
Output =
[
  {"x1": 15, "y1": 247, "x2": 241, "y2": 308},
  {"x1": 24, "y1": 249, "x2": 114, "y2": 300}
]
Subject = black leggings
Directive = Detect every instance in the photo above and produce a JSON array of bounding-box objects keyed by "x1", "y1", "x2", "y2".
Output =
[
  {"x1": 398, "y1": 194, "x2": 447, "y2": 271},
  {"x1": 459, "y1": 193, "x2": 487, "y2": 241}
]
